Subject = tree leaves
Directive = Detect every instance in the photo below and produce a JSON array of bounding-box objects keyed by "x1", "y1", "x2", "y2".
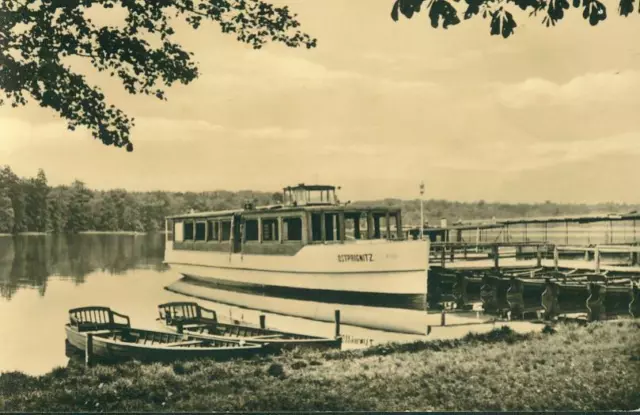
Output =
[
  {"x1": 391, "y1": 0, "x2": 460, "y2": 29},
  {"x1": 490, "y1": 8, "x2": 517, "y2": 37},
  {"x1": 543, "y1": 0, "x2": 570, "y2": 26},
  {"x1": 618, "y1": 0, "x2": 634, "y2": 16},
  {"x1": 392, "y1": 0, "x2": 633, "y2": 37},
  {"x1": 582, "y1": 0, "x2": 607, "y2": 25},
  {"x1": 0, "y1": 0, "x2": 317, "y2": 151},
  {"x1": 429, "y1": 0, "x2": 461, "y2": 28},
  {"x1": 391, "y1": 0, "x2": 426, "y2": 21}
]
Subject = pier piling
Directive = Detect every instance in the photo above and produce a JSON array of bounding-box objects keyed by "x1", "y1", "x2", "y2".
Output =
[
  {"x1": 334, "y1": 309, "x2": 341, "y2": 338},
  {"x1": 536, "y1": 246, "x2": 542, "y2": 267},
  {"x1": 259, "y1": 314, "x2": 266, "y2": 329},
  {"x1": 85, "y1": 333, "x2": 94, "y2": 367}
]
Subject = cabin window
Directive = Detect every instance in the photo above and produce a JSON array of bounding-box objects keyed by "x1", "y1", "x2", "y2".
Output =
[
  {"x1": 283, "y1": 217, "x2": 302, "y2": 241},
  {"x1": 174, "y1": 221, "x2": 184, "y2": 242},
  {"x1": 207, "y1": 221, "x2": 218, "y2": 241},
  {"x1": 244, "y1": 219, "x2": 259, "y2": 241},
  {"x1": 221, "y1": 221, "x2": 231, "y2": 241},
  {"x1": 195, "y1": 222, "x2": 206, "y2": 241},
  {"x1": 262, "y1": 218, "x2": 279, "y2": 242},
  {"x1": 183, "y1": 222, "x2": 194, "y2": 241},
  {"x1": 324, "y1": 213, "x2": 336, "y2": 241},
  {"x1": 166, "y1": 219, "x2": 174, "y2": 241},
  {"x1": 344, "y1": 214, "x2": 362, "y2": 240},
  {"x1": 373, "y1": 215, "x2": 381, "y2": 239},
  {"x1": 311, "y1": 213, "x2": 323, "y2": 242}
]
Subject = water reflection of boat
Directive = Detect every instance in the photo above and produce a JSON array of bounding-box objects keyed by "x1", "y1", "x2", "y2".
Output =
[
  {"x1": 65, "y1": 306, "x2": 266, "y2": 363},
  {"x1": 163, "y1": 184, "x2": 430, "y2": 313},
  {"x1": 158, "y1": 301, "x2": 342, "y2": 350}
]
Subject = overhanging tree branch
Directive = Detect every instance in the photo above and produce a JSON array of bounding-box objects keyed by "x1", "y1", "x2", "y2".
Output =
[{"x1": 0, "y1": 0, "x2": 317, "y2": 152}]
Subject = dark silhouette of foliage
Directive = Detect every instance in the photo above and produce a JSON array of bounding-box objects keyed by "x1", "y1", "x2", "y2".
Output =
[
  {"x1": 391, "y1": 0, "x2": 621, "y2": 38},
  {"x1": 0, "y1": 0, "x2": 316, "y2": 151}
]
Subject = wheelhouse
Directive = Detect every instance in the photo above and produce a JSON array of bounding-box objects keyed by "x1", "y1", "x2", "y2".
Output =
[{"x1": 166, "y1": 184, "x2": 404, "y2": 255}]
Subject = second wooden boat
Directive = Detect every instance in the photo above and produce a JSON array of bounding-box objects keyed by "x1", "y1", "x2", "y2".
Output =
[
  {"x1": 66, "y1": 306, "x2": 267, "y2": 363},
  {"x1": 157, "y1": 301, "x2": 342, "y2": 350}
]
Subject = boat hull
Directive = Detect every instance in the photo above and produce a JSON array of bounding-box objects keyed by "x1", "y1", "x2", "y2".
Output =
[
  {"x1": 164, "y1": 240, "x2": 429, "y2": 309},
  {"x1": 65, "y1": 326, "x2": 266, "y2": 362}
]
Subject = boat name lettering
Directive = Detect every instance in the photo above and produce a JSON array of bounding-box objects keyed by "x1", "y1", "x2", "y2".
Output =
[{"x1": 337, "y1": 254, "x2": 374, "y2": 262}]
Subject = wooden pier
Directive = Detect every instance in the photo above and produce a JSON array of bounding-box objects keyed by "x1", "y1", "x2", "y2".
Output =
[{"x1": 427, "y1": 241, "x2": 640, "y2": 323}]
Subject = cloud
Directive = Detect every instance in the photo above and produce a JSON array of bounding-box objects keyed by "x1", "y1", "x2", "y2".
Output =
[
  {"x1": 237, "y1": 127, "x2": 310, "y2": 141},
  {"x1": 199, "y1": 50, "x2": 439, "y2": 93},
  {"x1": 428, "y1": 131, "x2": 640, "y2": 173},
  {"x1": 133, "y1": 117, "x2": 225, "y2": 141},
  {"x1": 0, "y1": 117, "x2": 82, "y2": 156},
  {"x1": 494, "y1": 70, "x2": 640, "y2": 108}
]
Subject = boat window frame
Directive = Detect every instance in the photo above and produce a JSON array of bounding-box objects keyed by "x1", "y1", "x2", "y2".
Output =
[
  {"x1": 244, "y1": 218, "x2": 260, "y2": 242},
  {"x1": 206, "y1": 219, "x2": 219, "y2": 242},
  {"x1": 183, "y1": 221, "x2": 195, "y2": 241},
  {"x1": 194, "y1": 220, "x2": 207, "y2": 242},
  {"x1": 282, "y1": 215, "x2": 304, "y2": 242},
  {"x1": 261, "y1": 218, "x2": 279, "y2": 242}
]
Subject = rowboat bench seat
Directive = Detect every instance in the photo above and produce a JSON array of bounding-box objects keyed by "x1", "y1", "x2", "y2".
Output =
[
  {"x1": 183, "y1": 324, "x2": 208, "y2": 329},
  {"x1": 164, "y1": 340, "x2": 207, "y2": 347},
  {"x1": 246, "y1": 334, "x2": 284, "y2": 340},
  {"x1": 87, "y1": 329, "x2": 120, "y2": 335}
]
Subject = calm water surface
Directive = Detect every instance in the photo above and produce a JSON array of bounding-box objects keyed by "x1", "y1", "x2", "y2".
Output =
[{"x1": 0, "y1": 234, "x2": 424, "y2": 376}]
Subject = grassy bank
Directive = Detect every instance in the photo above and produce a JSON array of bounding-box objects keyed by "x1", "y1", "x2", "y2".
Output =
[{"x1": 1, "y1": 322, "x2": 638, "y2": 412}]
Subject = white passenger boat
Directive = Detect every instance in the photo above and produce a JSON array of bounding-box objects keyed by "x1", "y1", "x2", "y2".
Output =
[{"x1": 163, "y1": 184, "x2": 430, "y2": 312}]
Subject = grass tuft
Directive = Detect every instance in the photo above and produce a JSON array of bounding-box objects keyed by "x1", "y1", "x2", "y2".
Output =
[{"x1": 1, "y1": 321, "x2": 638, "y2": 412}]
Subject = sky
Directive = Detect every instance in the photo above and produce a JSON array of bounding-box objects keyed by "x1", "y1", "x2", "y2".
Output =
[{"x1": 2, "y1": 0, "x2": 640, "y2": 204}]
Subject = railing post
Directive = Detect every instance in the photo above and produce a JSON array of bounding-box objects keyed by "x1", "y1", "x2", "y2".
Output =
[
  {"x1": 440, "y1": 310, "x2": 446, "y2": 326},
  {"x1": 536, "y1": 245, "x2": 542, "y2": 267},
  {"x1": 259, "y1": 314, "x2": 266, "y2": 329},
  {"x1": 85, "y1": 333, "x2": 94, "y2": 367},
  {"x1": 334, "y1": 309, "x2": 341, "y2": 338}
]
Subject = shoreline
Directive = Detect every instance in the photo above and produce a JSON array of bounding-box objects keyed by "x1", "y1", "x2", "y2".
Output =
[
  {"x1": 0, "y1": 231, "x2": 165, "y2": 237},
  {"x1": 1, "y1": 321, "x2": 637, "y2": 412}
]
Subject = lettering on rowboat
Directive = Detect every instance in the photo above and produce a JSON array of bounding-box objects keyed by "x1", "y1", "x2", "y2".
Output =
[{"x1": 337, "y1": 254, "x2": 374, "y2": 263}]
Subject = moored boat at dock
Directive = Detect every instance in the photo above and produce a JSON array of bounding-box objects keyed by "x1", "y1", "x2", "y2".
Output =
[
  {"x1": 157, "y1": 301, "x2": 342, "y2": 350},
  {"x1": 163, "y1": 184, "x2": 430, "y2": 314},
  {"x1": 65, "y1": 306, "x2": 266, "y2": 363}
]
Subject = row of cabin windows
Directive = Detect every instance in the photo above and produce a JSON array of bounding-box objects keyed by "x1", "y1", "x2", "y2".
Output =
[
  {"x1": 310, "y1": 212, "x2": 400, "y2": 242},
  {"x1": 172, "y1": 212, "x2": 400, "y2": 243},
  {"x1": 180, "y1": 220, "x2": 232, "y2": 242},
  {"x1": 244, "y1": 218, "x2": 300, "y2": 241},
  {"x1": 175, "y1": 217, "x2": 302, "y2": 243}
]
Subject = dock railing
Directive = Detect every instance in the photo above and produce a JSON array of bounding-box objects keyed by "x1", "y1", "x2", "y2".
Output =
[{"x1": 430, "y1": 241, "x2": 640, "y2": 272}]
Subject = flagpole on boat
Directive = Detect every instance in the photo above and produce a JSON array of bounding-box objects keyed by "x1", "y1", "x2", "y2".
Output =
[{"x1": 419, "y1": 181, "x2": 425, "y2": 241}]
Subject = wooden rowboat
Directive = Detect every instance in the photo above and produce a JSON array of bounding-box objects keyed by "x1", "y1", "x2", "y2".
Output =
[
  {"x1": 65, "y1": 306, "x2": 267, "y2": 363},
  {"x1": 157, "y1": 302, "x2": 342, "y2": 350}
]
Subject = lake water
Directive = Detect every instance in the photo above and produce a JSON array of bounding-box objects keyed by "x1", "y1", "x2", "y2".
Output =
[{"x1": 0, "y1": 234, "x2": 426, "y2": 376}]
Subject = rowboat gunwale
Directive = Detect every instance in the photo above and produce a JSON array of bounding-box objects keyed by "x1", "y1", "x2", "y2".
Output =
[{"x1": 157, "y1": 301, "x2": 342, "y2": 350}]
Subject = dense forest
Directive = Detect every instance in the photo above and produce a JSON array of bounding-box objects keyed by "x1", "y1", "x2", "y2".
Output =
[{"x1": 1, "y1": 165, "x2": 638, "y2": 234}]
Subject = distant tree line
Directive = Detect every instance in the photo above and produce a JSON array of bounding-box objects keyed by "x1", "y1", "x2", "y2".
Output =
[
  {"x1": 1, "y1": 165, "x2": 638, "y2": 234},
  {"x1": 0, "y1": 166, "x2": 278, "y2": 234}
]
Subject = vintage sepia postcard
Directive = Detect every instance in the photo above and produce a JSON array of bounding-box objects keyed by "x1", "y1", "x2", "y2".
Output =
[{"x1": 0, "y1": 0, "x2": 638, "y2": 412}]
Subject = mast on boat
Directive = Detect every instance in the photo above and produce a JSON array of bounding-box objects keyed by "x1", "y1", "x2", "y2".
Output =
[{"x1": 420, "y1": 181, "x2": 425, "y2": 241}]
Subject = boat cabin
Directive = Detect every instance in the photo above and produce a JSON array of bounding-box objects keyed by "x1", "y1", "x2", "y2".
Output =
[{"x1": 166, "y1": 184, "x2": 404, "y2": 256}]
